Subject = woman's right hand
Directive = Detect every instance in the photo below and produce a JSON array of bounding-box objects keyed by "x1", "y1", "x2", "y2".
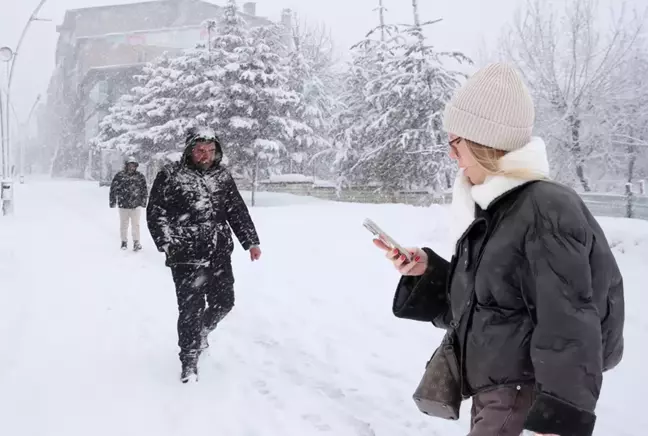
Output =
[{"x1": 372, "y1": 238, "x2": 428, "y2": 276}]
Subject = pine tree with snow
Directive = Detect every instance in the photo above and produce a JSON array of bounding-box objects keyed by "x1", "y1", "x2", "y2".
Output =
[
  {"x1": 283, "y1": 18, "x2": 337, "y2": 175},
  {"x1": 332, "y1": 1, "x2": 469, "y2": 192},
  {"x1": 330, "y1": 19, "x2": 399, "y2": 188},
  {"x1": 90, "y1": 57, "x2": 168, "y2": 156},
  {"x1": 361, "y1": 1, "x2": 470, "y2": 191},
  {"x1": 208, "y1": 1, "x2": 308, "y2": 185},
  {"x1": 91, "y1": 49, "x2": 216, "y2": 159},
  {"x1": 91, "y1": 89, "x2": 139, "y2": 156},
  {"x1": 134, "y1": 47, "x2": 216, "y2": 155}
]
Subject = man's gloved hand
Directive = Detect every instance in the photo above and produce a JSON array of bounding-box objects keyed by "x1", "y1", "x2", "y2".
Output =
[{"x1": 110, "y1": 203, "x2": 116, "y2": 209}]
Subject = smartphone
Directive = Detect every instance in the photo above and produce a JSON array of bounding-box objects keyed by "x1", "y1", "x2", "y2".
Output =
[{"x1": 363, "y1": 218, "x2": 413, "y2": 262}]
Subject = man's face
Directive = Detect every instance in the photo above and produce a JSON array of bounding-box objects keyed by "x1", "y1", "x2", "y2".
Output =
[
  {"x1": 191, "y1": 141, "x2": 217, "y2": 168},
  {"x1": 126, "y1": 163, "x2": 137, "y2": 172}
]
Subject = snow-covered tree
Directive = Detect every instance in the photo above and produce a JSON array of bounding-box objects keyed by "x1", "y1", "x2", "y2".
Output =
[
  {"x1": 606, "y1": 41, "x2": 648, "y2": 188},
  {"x1": 207, "y1": 0, "x2": 309, "y2": 200},
  {"x1": 499, "y1": 0, "x2": 644, "y2": 191},
  {"x1": 283, "y1": 18, "x2": 338, "y2": 175},
  {"x1": 362, "y1": 1, "x2": 469, "y2": 191},
  {"x1": 92, "y1": 0, "x2": 330, "y2": 193},
  {"x1": 91, "y1": 49, "x2": 215, "y2": 159},
  {"x1": 329, "y1": 0, "x2": 403, "y2": 188},
  {"x1": 332, "y1": 0, "x2": 470, "y2": 192}
]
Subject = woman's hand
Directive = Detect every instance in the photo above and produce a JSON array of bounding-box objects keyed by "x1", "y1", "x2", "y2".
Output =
[{"x1": 372, "y1": 238, "x2": 428, "y2": 276}]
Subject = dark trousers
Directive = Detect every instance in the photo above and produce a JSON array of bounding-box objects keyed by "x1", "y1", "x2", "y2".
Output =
[
  {"x1": 468, "y1": 385, "x2": 535, "y2": 436},
  {"x1": 170, "y1": 260, "x2": 235, "y2": 358}
]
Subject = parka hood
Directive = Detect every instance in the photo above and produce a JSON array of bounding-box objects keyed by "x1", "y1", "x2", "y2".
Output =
[{"x1": 180, "y1": 126, "x2": 223, "y2": 169}]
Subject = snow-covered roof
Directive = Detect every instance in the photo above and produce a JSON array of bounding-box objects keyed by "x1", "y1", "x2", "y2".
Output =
[
  {"x1": 58, "y1": 0, "x2": 270, "y2": 39},
  {"x1": 75, "y1": 24, "x2": 204, "y2": 41},
  {"x1": 259, "y1": 174, "x2": 337, "y2": 187},
  {"x1": 80, "y1": 63, "x2": 147, "y2": 90}
]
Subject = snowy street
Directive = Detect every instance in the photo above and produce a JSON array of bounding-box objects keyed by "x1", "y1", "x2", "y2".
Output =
[{"x1": 1, "y1": 178, "x2": 647, "y2": 436}]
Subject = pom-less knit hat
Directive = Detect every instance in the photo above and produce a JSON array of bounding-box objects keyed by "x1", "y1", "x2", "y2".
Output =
[{"x1": 442, "y1": 62, "x2": 535, "y2": 152}]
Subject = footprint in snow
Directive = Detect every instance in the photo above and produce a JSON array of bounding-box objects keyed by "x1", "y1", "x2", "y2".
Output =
[
  {"x1": 301, "y1": 413, "x2": 332, "y2": 432},
  {"x1": 252, "y1": 379, "x2": 285, "y2": 410}
]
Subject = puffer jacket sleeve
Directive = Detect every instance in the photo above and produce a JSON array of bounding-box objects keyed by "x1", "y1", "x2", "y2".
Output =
[
  {"x1": 522, "y1": 211, "x2": 602, "y2": 436},
  {"x1": 146, "y1": 169, "x2": 173, "y2": 252},
  {"x1": 601, "y1": 274, "x2": 624, "y2": 371},
  {"x1": 392, "y1": 247, "x2": 451, "y2": 326},
  {"x1": 223, "y1": 172, "x2": 260, "y2": 250},
  {"x1": 139, "y1": 173, "x2": 149, "y2": 207},
  {"x1": 109, "y1": 172, "x2": 122, "y2": 208}
]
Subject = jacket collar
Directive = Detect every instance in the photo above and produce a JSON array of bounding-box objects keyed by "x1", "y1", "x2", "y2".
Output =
[{"x1": 449, "y1": 137, "x2": 551, "y2": 247}]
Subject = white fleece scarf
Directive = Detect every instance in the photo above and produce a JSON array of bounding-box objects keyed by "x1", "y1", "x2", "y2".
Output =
[{"x1": 448, "y1": 137, "x2": 551, "y2": 249}]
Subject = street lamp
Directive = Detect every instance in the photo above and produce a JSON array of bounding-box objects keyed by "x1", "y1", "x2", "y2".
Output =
[
  {"x1": 20, "y1": 95, "x2": 42, "y2": 185},
  {"x1": 0, "y1": 0, "x2": 50, "y2": 216},
  {"x1": 0, "y1": 46, "x2": 14, "y2": 216},
  {"x1": 0, "y1": 47, "x2": 12, "y2": 62}
]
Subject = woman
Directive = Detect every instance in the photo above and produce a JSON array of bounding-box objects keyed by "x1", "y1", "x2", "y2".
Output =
[{"x1": 375, "y1": 63, "x2": 625, "y2": 436}]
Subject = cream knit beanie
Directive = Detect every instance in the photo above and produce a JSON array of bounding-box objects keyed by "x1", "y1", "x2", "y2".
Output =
[{"x1": 442, "y1": 62, "x2": 535, "y2": 152}]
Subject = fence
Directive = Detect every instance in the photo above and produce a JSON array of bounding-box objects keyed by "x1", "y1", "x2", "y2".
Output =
[{"x1": 253, "y1": 178, "x2": 648, "y2": 220}]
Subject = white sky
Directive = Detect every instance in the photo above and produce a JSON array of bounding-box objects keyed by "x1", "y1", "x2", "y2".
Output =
[{"x1": 0, "y1": 0, "x2": 644, "y2": 124}]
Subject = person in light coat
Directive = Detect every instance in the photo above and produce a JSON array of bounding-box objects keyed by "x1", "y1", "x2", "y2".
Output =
[{"x1": 109, "y1": 156, "x2": 148, "y2": 251}]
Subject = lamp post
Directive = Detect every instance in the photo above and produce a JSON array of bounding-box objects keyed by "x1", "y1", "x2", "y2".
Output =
[
  {"x1": 20, "y1": 95, "x2": 41, "y2": 184},
  {"x1": 7, "y1": 0, "x2": 51, "y2": 187},
  {"x1": 0, "y1": 46, "x2": 14, "y2": 216},
  {"x1": 0, "y1": 0, "x2": 50, "y2": 216}
]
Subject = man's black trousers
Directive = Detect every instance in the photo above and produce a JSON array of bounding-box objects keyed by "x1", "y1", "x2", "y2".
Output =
[{"x1": 170, "y1": 260, "x2": 235, "y2": 357}]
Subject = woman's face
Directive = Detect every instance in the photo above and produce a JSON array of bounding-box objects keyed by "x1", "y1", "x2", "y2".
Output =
[{"x1": 448, "y1": 134, "x2": 487, "y2": 185}]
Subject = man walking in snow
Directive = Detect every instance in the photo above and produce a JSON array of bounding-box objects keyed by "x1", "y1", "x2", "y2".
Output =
[
  {"x1": 109, "y1": 156, "x2": 148, "y2": 251},
  {"x1": 146, "y1": 127, "x2": 261, "y2": 383}
]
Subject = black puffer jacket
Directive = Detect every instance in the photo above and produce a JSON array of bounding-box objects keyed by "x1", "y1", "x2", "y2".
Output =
[
  {"x1": 109, "y1": 168, "x2": 148, "y2": 209},
  {"x1": 146, "y1": 142, "x2": 259, "y2": 267},
  {"x1": 393, "y1": 181, "x2": 624, "y2": 436}
]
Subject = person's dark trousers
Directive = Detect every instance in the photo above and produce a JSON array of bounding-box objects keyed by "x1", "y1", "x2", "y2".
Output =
[
  {"x1": 469, "y1": 385, "x2": 535, "y2": 436},
  {"x1": 170, "y1": 259, "x2": 235, "y2": 363}
]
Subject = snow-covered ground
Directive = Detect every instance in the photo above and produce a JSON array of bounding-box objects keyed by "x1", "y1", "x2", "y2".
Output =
[{"x1": 0, "y1": 178, "x2": 646, "y2": 436}]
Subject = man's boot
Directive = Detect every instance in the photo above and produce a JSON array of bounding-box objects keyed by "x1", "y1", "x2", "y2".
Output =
[
  {"x1": 180, "y1": 349, "x2": 199, "y2": 383},
  {"x1": 133, "y1": 241, "x2": 142, "y2": 252},
  {"x1": 121, "y1": 241, "x2": 128, "y2": 250},
  {"x1": 199, "y1": 326, "x2": 213, "y2": 351},
  {"x1": 199, "y1": 318, "x2": 221, "y2": 354}
]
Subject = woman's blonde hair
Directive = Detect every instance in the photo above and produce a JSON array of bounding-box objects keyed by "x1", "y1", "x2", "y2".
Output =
[{"x1": 463, "y1": 139, "x2": 547, "y2": 181}]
